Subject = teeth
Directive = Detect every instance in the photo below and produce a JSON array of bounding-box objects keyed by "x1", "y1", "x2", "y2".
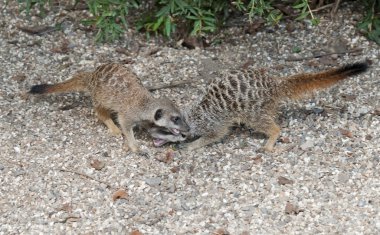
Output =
[{"x1": 171, "y1": 128, "x2": 180, "y2": 135}]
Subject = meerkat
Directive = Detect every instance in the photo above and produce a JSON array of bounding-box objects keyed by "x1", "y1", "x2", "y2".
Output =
[
  {"x1": 28, "y1": 63, "x2": 189, "y2": 152},
  {"x1": 148, "y1": 62, "x2": 369, "y2": 152}
]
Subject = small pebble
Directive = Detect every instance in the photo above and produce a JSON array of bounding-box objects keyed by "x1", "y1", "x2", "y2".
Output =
[
  {"x1": 300, "y1": 140, "x2": 314, "y2": 150},
  {"x1": 13, "y1": 169, "x2": 26, "y2": 177},
  {"x1": 337, "y1": 173, "x2": 349, "y2": 183},
  {"x1": 145, "y1": 177, "x2": 162, "y2": 186}
]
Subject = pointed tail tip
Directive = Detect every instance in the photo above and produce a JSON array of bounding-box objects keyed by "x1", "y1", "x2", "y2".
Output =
[
  {"x1": 343, "y1": 61, "x2": 370, "y2": 74},
  {"x1": 29, "y1": 84, "x2": 50, "y2": 94}
]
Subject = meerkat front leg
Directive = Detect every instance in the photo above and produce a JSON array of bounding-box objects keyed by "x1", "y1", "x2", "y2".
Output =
[
  {"x1": 95, "y1": 106, "x2": 121, "y2": 136},
  {"x1": 180, "y1": 126, "x2": 230, "y2": 151},
  {"x1": 117, "y1": 113, "x2": 139, "y2": 152}
]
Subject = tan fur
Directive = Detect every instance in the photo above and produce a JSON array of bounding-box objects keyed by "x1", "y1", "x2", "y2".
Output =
[
  {"x1": 29, "y1": 63, "x2": 189, "y2": 152},
  {"x1": 149, "y1": 62, "x2": 369, "y2": 152}
]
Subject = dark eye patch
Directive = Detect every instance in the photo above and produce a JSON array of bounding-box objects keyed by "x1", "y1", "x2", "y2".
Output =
[{"x1": 154, "y1": 109, "x2": 163, "y2": 120}]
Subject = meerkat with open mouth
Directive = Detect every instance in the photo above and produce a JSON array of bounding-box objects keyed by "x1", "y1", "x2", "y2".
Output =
[{"x1": 29, "y1": 63, "x2": 189, "y2": 152}]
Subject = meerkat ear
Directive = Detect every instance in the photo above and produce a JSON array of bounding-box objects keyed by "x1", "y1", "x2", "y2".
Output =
[{"x1": 154, "y1": 109, "x2": 163, "y2": 121}]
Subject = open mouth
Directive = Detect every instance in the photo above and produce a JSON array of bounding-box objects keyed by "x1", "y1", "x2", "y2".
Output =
[
  {"x1": 151, "y1": 129, "x2": 173, "y2": 147},
  {"x1": 153, "y1": 138, "x2": 168, "y2": 147},
  {"x1": 149, "y1": 127, "x2": 187, "y2": 147},
  {"x1": 151, "y1": 129, "x2": 186, "y2": 147}
]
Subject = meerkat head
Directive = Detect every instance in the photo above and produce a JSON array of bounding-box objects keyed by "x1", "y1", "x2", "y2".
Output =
[{"x1": 151, "y1": 98, "x2": 190, "y2": 139}]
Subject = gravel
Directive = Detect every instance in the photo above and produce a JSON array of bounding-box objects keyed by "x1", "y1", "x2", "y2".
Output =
[{"x1": 1, "y1": 2, "x2": 379, "y2": 234}]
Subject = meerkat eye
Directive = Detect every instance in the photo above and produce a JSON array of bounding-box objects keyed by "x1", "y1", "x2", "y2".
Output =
[
  {"x1": 171, "y1": 116, "x2": 181, "y2": 124},
  {"x1": 154, "y1": 109, "x2": 163, "y2": 120}
]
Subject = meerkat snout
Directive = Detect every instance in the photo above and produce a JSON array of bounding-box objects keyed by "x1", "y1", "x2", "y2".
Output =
[{"x1": 170, "y1": 115, "x2": 190, "y2": 133}]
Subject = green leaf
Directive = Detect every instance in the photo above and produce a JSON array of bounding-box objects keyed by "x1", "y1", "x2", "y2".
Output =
[
  {"x1": 191, "y1": 20, "x2": 201, "y2": 35},
  {"x1": 102, "y1": 11, "x2": 116, "y2": 17},
  {"x1": 164, "y1": 16, "x2": 172, "y2": 37},
  {"x1": 188, "y1": 7, "x2": 198, "y2": 17},
  {"x1": 156, "y1": 5, "x2": 170, "y2": 17},
  {"x1": 153, "y1": 16, "x2": 164, "y2": 31},
  {"x1": 186, "y1": 15, "x2": 199, "y2": 20},
  {"x1": 293, "y1": 2, "x2": 306, "y2": 9},
  {"x1": 311, "y1": 18, "x2": 320, "y2": 26},
  {"x1": 170, "y1": 0, "x2": 175, "y2": 13},
  {"x1": 292, "y1": 46, "x2": 302, "y2": 53},
  {"x1": 120, "y1": 15, "x2": 128, "y2": 28},
  {"x1": 202, "y1": 26, "x2": 215, "y2": 32},
  {"x1": 204, "y1": 16, "x2": 216, "y2": 23},
  {"x1": 295, "y1": 11, "x2": 308, "y2": 20},
  {"x1": 174, "y1": 0, "x2": 187, "y2": 11}
]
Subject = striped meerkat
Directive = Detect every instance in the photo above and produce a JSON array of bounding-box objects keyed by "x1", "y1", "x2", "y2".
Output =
[{"x1": 149, "y1": 62, "x2": 369, "y2": 152}]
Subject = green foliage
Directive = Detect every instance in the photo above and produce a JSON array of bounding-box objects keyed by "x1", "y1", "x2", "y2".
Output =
[
  {"x1": 293, "y1": 0, "x2": 319, "y2": 26},
  {"x1": 358, "y1": 0, "x2": 380, "y2": 44},
  {"x1": 246, "y1": 0, "x2": 282, "y2": 24},
  {"x1": 13, "y1": 0, "x2": 378, "y2": 44},
  {"x1": 83, "y1": 0, "x2": 139, "y2": 42},
  {"x1": 139, "y1": 0, "x2": 283, "y2": 38},
  {"x1": 292, "y1": 46, "x2": 301, "y2": 53},
  {"x1": 138, "y1": 0, "x2": 225, "y2": 37}
]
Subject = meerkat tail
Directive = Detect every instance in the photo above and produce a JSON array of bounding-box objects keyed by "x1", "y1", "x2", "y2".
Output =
[
  {"x1": 29, "y1": 72, "x2": 91, "y2": 94},
  {"x1": 280, "y1": 62, "x2": 369, "y2": 100}
]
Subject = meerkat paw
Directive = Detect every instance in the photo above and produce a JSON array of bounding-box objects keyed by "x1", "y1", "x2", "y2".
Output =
[
  {"x1": 257, "y1": 145, "x2": 274, "y2": 153},
  {"x1": 138, "y1": 150, "x2": 150, "y2": 158},
  {"x1": 124, "y1": 143, "x2": 140, "y2": 153},
  {"x1": 181, "y1": 144, "x2": 200, "y2": 152},
  {"x1": 123, "y1": 144, "x2": 130, "y2": 152},
  {"x1": 257, "y1": 147, "x2": 267, "y2": 153},
  {"x1": 175, "y1": 143, "x2": 190, "y2": 151},
  {"x1": 110, "y1": 127, "x2": 122, "y2": 136},
  {"x1": 129, "y1": 145, "x2": 139, "y2": 153},
  {"x1": 102, "y1": 119, "x2": 122, "y2": 136}
]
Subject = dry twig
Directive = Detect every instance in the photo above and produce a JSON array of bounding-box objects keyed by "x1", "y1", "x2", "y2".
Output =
[
  {"x1": 311, "y1": 3, "x2": 334, "y2": 12},
  {"x1": 59, "y1": 168, "x2": 114, "y2": 189},
  {"x1": 17, "y1": 24, "x2": 57, "y2": 35},
  {"x1": 331, "y1": 0, "x2": 342, "y2": 16},
  {"x1": 53, "y1": 216, "x2": 81, "y2": 224},
  {"x1": 281, "y1": 48, "x2": 363, "y2": 62}
]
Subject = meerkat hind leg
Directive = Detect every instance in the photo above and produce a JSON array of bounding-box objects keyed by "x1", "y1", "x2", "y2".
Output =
[
  {"x1": 248, "y1": 118, "x2": 280, "y2": 152},
  {"x1": 95, "y1": 106, "x2": 121, "y2": 136},
  {"x1": 117, "y1": 113, "x2": 139, "y2": 152}
]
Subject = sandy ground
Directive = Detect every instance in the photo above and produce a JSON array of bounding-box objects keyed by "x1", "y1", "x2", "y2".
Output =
[{"x1": 0, "y1": 2, "x2": 379, "y2": 234}]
